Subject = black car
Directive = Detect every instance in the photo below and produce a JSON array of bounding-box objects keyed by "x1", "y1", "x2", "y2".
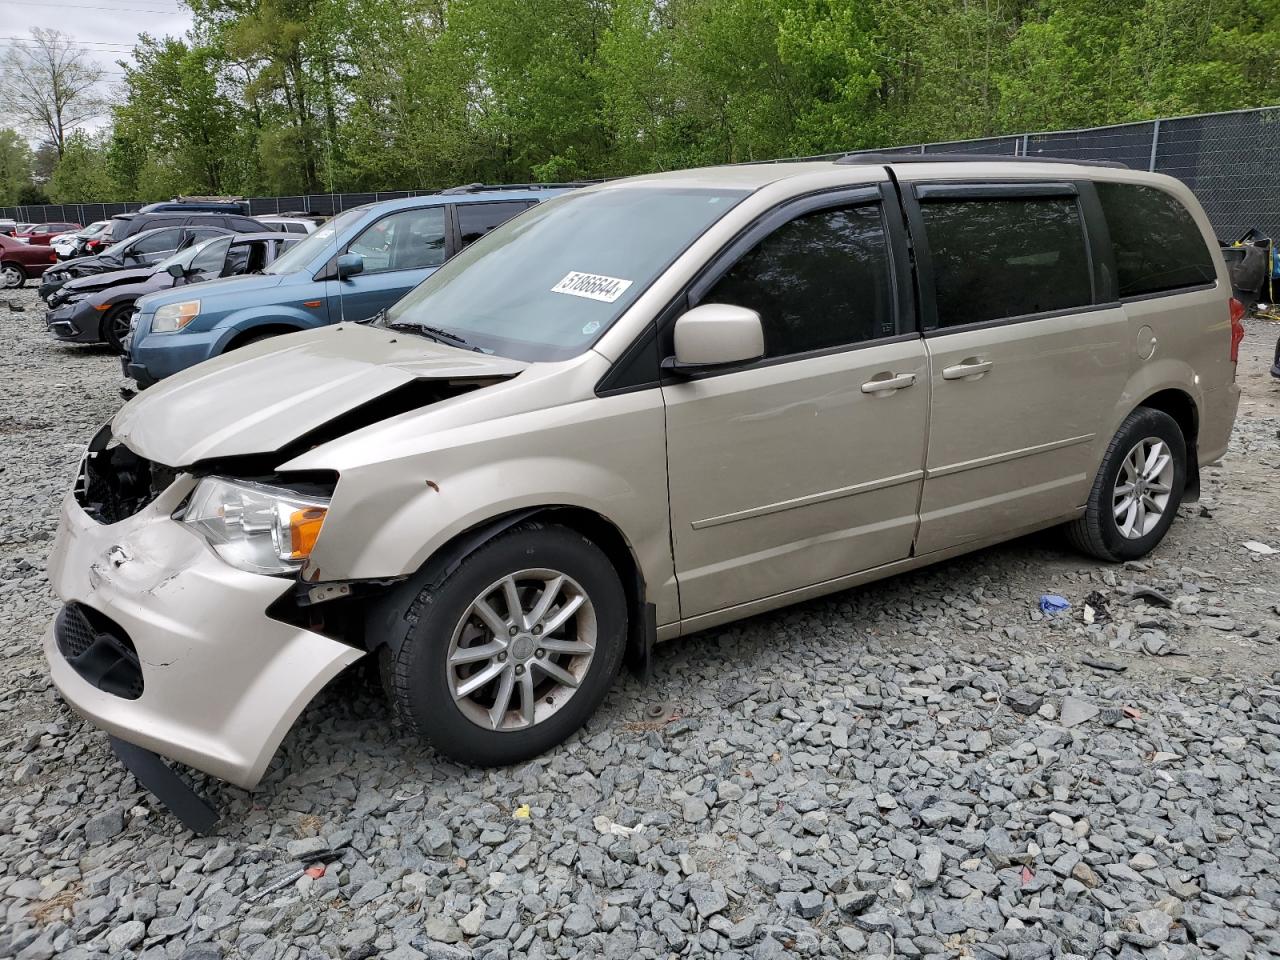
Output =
[
  {"x1": 101, "y1": 210, "x2": 267, "y2": 250},
  {"x1": 46, "y1": 232, "x2": 298, "y2": 352},
  {"x1": 138, "y1": 198, "x2": 251, "y2": 215},
  {"x1": 40, "y1": 224, "x2": 248, "y2": 301}
]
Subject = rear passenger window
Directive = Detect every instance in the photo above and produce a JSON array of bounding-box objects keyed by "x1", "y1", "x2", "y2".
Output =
[
  {"x1": 457, "y1": 202, "x2": 531, "y2": 248},
  {"x1": 703, "y1": 203, "x2": 895, "y2": 357},
  {"x1": 1096, "y1": 183, "x2": 1216, "y2": 298},
  {"x1": 920, "y1": 197, "x2": 1092, "y2": 328}
]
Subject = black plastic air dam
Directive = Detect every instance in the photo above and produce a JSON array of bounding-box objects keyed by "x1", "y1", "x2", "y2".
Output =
[{"x1": 109, "y1": 737, "x2": 220, "y2": 835}]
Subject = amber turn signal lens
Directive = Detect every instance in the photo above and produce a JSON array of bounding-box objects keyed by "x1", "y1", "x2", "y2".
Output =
[{"x1": 288, "y1": 507, "x2": 328, "y2": 558}]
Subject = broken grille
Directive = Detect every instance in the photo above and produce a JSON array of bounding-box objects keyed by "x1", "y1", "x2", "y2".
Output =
[{"x1": 74, "y1": 426, "x2": 179, "y2": 525}]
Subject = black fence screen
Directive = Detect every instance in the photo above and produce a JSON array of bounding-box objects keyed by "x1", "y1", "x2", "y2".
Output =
[{"x1": 5, "y1": 107, "x2": 1278, "y2": 241}]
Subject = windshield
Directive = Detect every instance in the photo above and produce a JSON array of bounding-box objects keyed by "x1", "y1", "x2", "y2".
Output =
[
  {"x1": 264, "y1": 206, "x2": 363, "y2": 275},
  {"x1": 384, "y1": 186, "x2": 748, "y2": 361}
]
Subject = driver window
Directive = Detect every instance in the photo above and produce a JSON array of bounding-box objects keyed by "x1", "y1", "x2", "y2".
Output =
[
  {"x1": 702, "y1": 203, "x2": 895, "y2": 358},
  {"x1": 131, "y1": 229, "x2": 182, "y2": 257},
  {"x1": 347, "y1": 207, "x2": 446, "y2": 274},
  {"x1": 191, "y1": 238, "x2": 232, "y2": 275}
]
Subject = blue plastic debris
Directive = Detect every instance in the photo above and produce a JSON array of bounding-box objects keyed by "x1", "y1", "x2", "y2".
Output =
[{"x1": 1039, "y1": 594, "x2": 1070, "y2": 616}]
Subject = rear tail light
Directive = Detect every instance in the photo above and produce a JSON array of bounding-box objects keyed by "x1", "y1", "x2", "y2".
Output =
[
  {"x1": 1229, "y1": 297, "x2": 1246, "y2": 365},
  {"x1": 48, "y1": 252, "x2": 57, "y2": 263}
]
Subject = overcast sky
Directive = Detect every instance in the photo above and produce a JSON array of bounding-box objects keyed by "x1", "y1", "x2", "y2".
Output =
[{"x1": 4, "y1": 0, "x2": 196, "y2": 132}]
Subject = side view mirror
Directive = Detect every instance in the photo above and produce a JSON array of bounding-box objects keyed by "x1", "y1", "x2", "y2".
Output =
[
  {"x1": 664, "y1": 303, "x2": 764, "y2": 376},
  {"x1": 336, "y1": 252, "x2": 364, "y2": 280},
  {"x1": 165, "y1": 262, "x2": 185, "y2": 279}
]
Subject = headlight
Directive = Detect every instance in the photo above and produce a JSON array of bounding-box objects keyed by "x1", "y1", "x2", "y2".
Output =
[
  {"x1": 152, "y1": 299, "x2": 201, "y2": 333},
  {"x1": 181, "y1": 477, "x2": 329, "y2": 575}
]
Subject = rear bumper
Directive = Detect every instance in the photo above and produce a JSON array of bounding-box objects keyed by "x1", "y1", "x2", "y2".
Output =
[
  {"x1": 44, "y1": 486, "x2": 365, "y2": 789},
  {"x1": 1198, "y1": 381, "x2": 1242, "y2": 465}
]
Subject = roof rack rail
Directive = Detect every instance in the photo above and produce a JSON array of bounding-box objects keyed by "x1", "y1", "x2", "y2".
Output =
[
  {"x1": 438, "y1": 181, "x2": 602, "y2": 195},
  {"x1": 836, "y1": 152, "x2": 1129, "y2": 169}
]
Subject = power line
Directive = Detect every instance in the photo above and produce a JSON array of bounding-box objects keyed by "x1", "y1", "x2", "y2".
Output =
[
  {"x1": 0, "y1": 37, "x2": 138, "y2": 50},
  {"x1": 4, "y1": 0, "x2": 184, "y2": 13}
]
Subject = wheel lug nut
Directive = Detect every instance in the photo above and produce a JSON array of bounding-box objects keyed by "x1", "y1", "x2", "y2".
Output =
[
  {"x1": 532, "y1": 625, "x2": 542, "y2": 636},
  {"x1": 498, "y1": 652, "x2": 507, "y2": 662},
  {"x1": 509, "y1": 626, "x2": 518, "y2": 636},
  {"x1": 515, "y1": 665, "x2": 524, "y2": 675},
  {"x1": 535, "y1": 648, "x2": 545, "y2": 658}
]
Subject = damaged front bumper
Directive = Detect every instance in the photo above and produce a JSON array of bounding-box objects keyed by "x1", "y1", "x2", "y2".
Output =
[{"x1": 44, "y1": 480, "x2": 366, "y2": 798}]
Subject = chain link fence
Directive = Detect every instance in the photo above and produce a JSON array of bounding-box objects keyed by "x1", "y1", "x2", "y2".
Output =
[
  {"x1": 5, "y1": 106, "x2": 1278, "y2": 240},
  {"x1": 842, "y1": 106, "x2": 1280, "y2": 241}
]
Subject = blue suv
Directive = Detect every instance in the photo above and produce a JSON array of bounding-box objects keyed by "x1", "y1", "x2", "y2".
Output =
[{"x1": 123, "y1": 186, "x2": 571, "y2": 387}]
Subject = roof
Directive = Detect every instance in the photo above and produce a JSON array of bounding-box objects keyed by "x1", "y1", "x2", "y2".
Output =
[
  {"x1": 591, "y1": 154, "x2": 1137, "y2": 194},
  {"x1": 835, "y1": 152, "x2": 1128, "y2": 169}
]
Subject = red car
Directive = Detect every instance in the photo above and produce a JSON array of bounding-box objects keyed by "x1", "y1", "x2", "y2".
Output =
[
  {"x1": 0, "y1": 234, "x2": 60, "y2": 288},
  {"x1": 15, "y1": 222, "x2": 80, "y2": 246}
]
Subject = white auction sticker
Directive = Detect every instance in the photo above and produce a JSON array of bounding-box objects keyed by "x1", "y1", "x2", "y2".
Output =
[{"x1": 551, "y1": 271, "x2": 634, "y2": 303}]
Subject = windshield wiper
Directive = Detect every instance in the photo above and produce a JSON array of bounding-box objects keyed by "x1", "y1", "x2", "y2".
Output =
[{"x1": 384, "y1": 320, "x2": 475, "y2": 350}]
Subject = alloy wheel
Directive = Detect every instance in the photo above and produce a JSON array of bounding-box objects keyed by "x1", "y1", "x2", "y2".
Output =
[
  {"x1": 1, "y1": 265, "x2": 21, "y2": 288},
  {"x1": 1113, "y1": 436, "x2": 1175, "y2": 539},
  {"x1": 447, "y1": 568, "x2": 597, "y2": 731}
]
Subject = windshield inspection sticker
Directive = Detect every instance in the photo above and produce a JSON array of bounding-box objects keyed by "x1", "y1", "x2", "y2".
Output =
[{"x1": 551, "y1": 271, "x2": 633, "y2": 303}]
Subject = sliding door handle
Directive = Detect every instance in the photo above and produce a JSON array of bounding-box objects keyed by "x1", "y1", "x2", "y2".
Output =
[
  {"x1": 942, "y1": 358, "x2": 993, "y2": 380},
  {"x1": 861, "y1": 373, "x2": 916, "y2": 395}
]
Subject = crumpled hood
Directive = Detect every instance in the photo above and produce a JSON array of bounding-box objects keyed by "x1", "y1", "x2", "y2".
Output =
[
  {"x1": 113, "y1": 324, "x2": 528, "y2": 466},
  {"x1": 62, "y1": 266, "x2": 153, "y2": 294}
]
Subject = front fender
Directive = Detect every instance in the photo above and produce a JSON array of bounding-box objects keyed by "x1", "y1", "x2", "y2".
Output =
[{"x1": 209, "y1": 305, "x2": 325, "y2": 353}]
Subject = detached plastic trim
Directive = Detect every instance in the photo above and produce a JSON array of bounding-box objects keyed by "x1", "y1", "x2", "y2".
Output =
[{"x1": 110, "y1": 736, "x2": 220, "y2": 835}]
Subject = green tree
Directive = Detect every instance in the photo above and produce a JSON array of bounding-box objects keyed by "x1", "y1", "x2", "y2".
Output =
[
  {"x1": 0, "y1": 128, "x2": 33, "y2": 205},
  {"x1": 47, "y1": 131, "x2": 117, "y2": 202}
]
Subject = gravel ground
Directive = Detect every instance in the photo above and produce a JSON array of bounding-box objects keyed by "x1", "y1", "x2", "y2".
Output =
[{"x1": 1, "y1": 283, "x2": 1278, "y2": 960}]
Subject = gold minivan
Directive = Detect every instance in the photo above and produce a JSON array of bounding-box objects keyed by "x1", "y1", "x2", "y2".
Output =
[{"x1": 45, "y1": 157, "x2": 1242, "y2": 828}]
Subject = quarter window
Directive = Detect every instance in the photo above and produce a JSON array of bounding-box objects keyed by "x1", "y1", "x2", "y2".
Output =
[
  {"x1": 920, "y1": 197, "x2": 1092, "y2": 327},
  {"x1": 1096, "y1": 183, "x2": 1216, "y2": 297},
  {"x1": 348, "y1": 207, "x2": 446, "y2": 273},
  {"x1": 458, "y1": 202, "x2": 532, "y2": 248},
  {"x1": 703, "y1": 203, "x2": 895, "y2": 357}
]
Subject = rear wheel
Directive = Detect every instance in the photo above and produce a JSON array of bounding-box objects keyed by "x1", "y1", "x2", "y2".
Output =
[
  {"x1": 103, "y1": 303, "x2": 136, "y2": 353},
  {"x1": 1, "y1": 263, "x2": 24, "y2": 288},
  {"x1": 380, "y1": 524, "x2": 627, "y2": 765},
  {"x1": 1067, "y1": 407, "x2": 1186, "y2": 561}
]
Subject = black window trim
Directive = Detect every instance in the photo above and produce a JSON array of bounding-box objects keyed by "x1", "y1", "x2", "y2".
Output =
[
  {"x1": 596, "y1": 182, "x2": 915, "y2": 395},
  {"x1": 904, "y1": 179, "x2": 1105, "y2": 335}
]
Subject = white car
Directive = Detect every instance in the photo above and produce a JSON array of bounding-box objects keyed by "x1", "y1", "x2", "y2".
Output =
[
  {"x1": 258, "y1": 215, "x2": 319, "y2": 235},
  {"x1": 50, "y1": 231, "x2": 81, "y2": 257}
]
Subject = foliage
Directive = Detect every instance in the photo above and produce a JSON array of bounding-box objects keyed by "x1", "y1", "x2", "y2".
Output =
[
  {"x1": 0, "y1": 129, "x2": 34, "y2": 206},
  {"x1": 23, "y1": 0, "x2": 1280, "y2": 203}
]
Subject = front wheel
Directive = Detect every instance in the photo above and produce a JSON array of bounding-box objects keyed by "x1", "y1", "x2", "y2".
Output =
[
  {"x1": 1067, "y1": 407, "x2": 1186, "y2": 561},
  {"x1": 103, "y1": 304, "x2": 136, "y2": 353},
  {"x1": 1, "y1": 263, "x2": 24, "y2": 288},
  {"x1": 380, "y1": 524, "x2": 627, "y2": 765}
]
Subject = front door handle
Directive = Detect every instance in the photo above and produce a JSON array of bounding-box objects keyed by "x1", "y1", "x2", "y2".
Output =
[
  {"x1": 861, "y1": 372, "x2": 916, "y2": 395},
  {"x1": 942, "y1": 358, "x2": 993, "y2": 380}
]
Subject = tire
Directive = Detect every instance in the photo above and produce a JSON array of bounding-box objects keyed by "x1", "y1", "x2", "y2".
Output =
[
  {"x1": 102, "y1": 303, "x2": 136, "y2": 353},
  {"x1": 380, "y1": 523, "x2": 627, "y2": 766},
  {"x1": 1, "y1": 263, "x2": 24, "y2": 288},
  {"x1": 1066, "y1": 407, "x2": 1186, "y2": 562},
  {"x1": 230, "y1": 330, "x2": 289, "y2": 351}
]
